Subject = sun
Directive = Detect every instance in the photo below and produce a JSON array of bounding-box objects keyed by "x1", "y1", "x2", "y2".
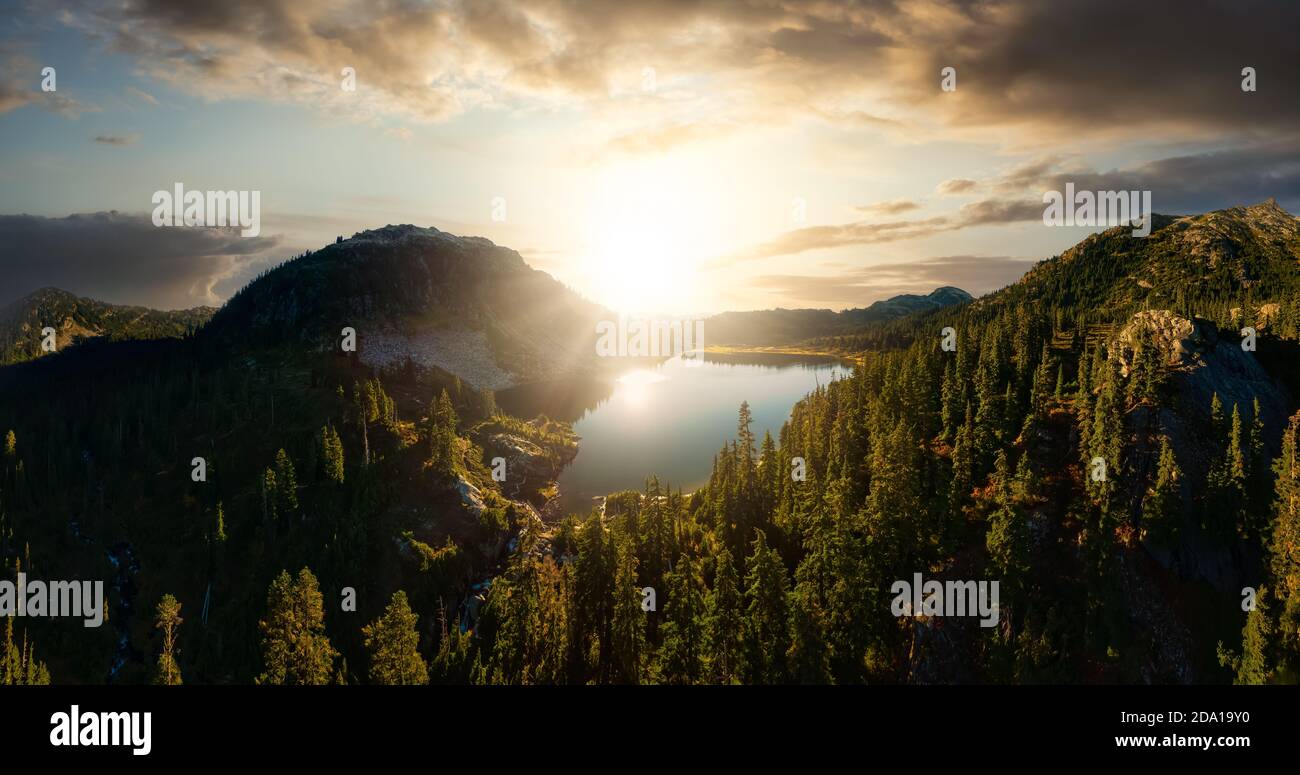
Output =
[{"x1": 577, "y1": 159, "x2": 721, "y2": 316}]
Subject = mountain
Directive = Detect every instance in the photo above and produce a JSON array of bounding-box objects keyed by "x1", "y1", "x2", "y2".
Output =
[
  {"x1": 3, "y1": 202, "x2": 1299, "y2": 687},
  {"x1": 0, "y1": 287, "x2": 214, "y2": 365},
  {"x1": 987, "y1": 199, "x2": 1300, "y2": 319},
  {"x1": 843, "y1": 286, "x2": 974, "y2": 326},
  {"x1": 705, "y1": 286, "x2": 973, "y2": 346},
  {"x1": 202, "y1": 225, "x2": 610, "y2": 389}
]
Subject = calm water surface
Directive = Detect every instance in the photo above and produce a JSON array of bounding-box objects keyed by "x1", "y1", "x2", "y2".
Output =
[{"x1": 504, "y1": 353, "x2": 852, "y2": 515}]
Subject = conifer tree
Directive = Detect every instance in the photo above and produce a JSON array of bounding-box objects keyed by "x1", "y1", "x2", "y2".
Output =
[
  {"x1": 152, "y1": 594, "x2": 183, "y2": 686},
  {"x1": 1141, "y1": 437, "x2": 1181, "y2": 548},
  {"x1": 743, "y1": 530, "x2": 790, "y2": 683},
  {"x1": 658, "y1": 555, "x2": 705, "y2": 684},
  {"x1": 257, "y1": 568, "x2": 340, "y2": 685},
  {"x1": 274, "y1": 448, "x2": 298, "y2": 515},
  {"x1": 318, "y1": 424, "x2": 345, "y2": 484},
  {"x1": 609, "y1": 538, "x2": 646, "y2": 684},
  {"x1": 706, "y1": 545, "x2": 744, "y2": 684},
  {"x1": 1269, "y1": 411, "x2": 1300, "y2": 674},
  {"x1": 429, "y1": 389, "x2": 458, "y2": 477},
  {"x1": 214, "y1": 501, "x2": 227, "y2": 544},
  {"x1": 362, "y1": 590, "x2": 428, "y2": 685}
]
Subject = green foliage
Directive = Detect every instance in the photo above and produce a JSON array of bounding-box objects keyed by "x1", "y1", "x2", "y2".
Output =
[
  {"x1": 256, "y1": 568, "x2": 339, "y2": 685},
  {"x1": 362, "y1": 591, "x2": 428, "y2": 685},
  {"x1": 152, "y1": 594, "x2": 183, "y2": 686}
]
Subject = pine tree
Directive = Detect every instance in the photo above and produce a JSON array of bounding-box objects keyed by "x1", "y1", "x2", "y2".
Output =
[
  {"x1": 429, "y1": 389, "x2": 458, "y2": 477},
  {"x1": 658, "y1": 554, "x2": 705, "y2": 684},
  {"x1": 261, "y1": 467, "x2": 278, "y2": 524},
  {"x1": 1141, "y1": 437, "x2": 1181, "y2": 548},
  {"x1": 362, "y1": 590, "x2": 428, "y2": 685},
  {"x1": 743, "y1": 530, "x2": 790, "y2": 683},
  {"x1": 786, "y1": 581, "x2": 832, "y2": 684},
  {"x1": 318, "y1": 424, "x2": 345, "y2": 484},
  {"x1": 706, "y1": 545, "x2": 744, "y2": 684},
  {"x1": 609, "y1": 538, "x2": 646, "y2": 684},
  {"x1": 274, "y1": 448, "x2": 298, "y2": 515},
  {"x1": 256, "y1": 568, "x2": 340, "y2": 685},
  {"x1": 987, "y1": 450, "x2": 1030, "y2": 583},
  {"x1": 949, "y1": 404, "x2": 975, "y2": 512},
  {"x1": 1269, "y1": 411, "x2": 1300, "y2": 675},
  {"x1": 152, "y1": 594, "x2": 183, "y2": 685},
  {"x1": 214, "y1": 501, "x2": 227, "y2": 544}
]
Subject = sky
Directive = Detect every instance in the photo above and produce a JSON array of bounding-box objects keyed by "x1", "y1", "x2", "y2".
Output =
[{"x1": 1, "y1": 0, "x2": 1297, "y2": 315}]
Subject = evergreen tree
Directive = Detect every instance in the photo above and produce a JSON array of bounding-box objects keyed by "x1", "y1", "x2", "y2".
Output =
[
  {"x1": 318, "y1": 424, "x2": 345, "y2": 484},
  {"x1": 658, "y1": 555, "x2": 705, "y2": 684},
  {"x1": 1269, "y1": 412, "x2": 1300, "y2": 675},
  {"x1": 362, "y1": 590, "x2": 428, "y2": 685},
  {"x1": 706, "y1": 545, "x2": 744, "y2": 684},
  {"x1": 609, "y1": 538, "x2": 646, "y2": 684},
  {"x1": 152, "y1": 594, "x2": 183, "y2": 686},
  {"x1": 274, "y1": 448, "x2": 298, "y2": 515},
  {"x1": 429, "y1": 389, "x2": 458, "y2": 477},
  {"x1": 743, "y1": 530, "x2": 790, "y2": 683},
  {"x1": 214, "y1": 501, "x2": 227, "y2": 544},
  {"x1": 256, "y1": 568, "x2": 340, "y2": 685},
  {"x1": 1141, "y1": 437, "x2": 1181, "y2": 548}
]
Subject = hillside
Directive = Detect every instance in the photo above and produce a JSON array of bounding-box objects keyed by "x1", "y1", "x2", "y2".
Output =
[
  {"x1": 203, "y1": 225, "x2": 611, "y2": 389},
  {"x1": 0, "y1": 287, "x2": 213, "y2": 365},
  {"x1": 3, "y1": 202, "x2": 1300, "y2": 686},
  {"x1": 705, "y1": 286, "x2": 973, "y2": 346}
]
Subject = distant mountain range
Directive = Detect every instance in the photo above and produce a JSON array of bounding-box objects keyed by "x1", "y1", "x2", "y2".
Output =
[
  {"x1": 704, "y1": 286, "x2": 974, "y2": 346},
  {"x1": 0, "y1": 287, "x2": 213, "y2": 365}
]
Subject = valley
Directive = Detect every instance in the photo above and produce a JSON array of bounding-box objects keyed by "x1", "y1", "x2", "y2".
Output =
[{"x1": 2, "y1": 201, "x2": 1300, "y2": 686}]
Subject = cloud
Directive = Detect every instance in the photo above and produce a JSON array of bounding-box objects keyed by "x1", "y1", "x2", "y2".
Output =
[
  {"x1": 936, "y1": 178, "x2": 977, "y2": 196},
  {"x1": 46, "y1": 0, "x2": 1297, "y2": 145},
  {"x1": 0, "y1": 45, "x2": 97, "y2": 117},
  {"x1": 0, "y1": 212, "x2": 282, "y2": 309},
  {"x1": 124, "y1": 85, "x2": 158, "y2": 106},
  {"x1": 748, "y1": 255, "x2": 1037, "y2": 306},
  {"x1": 856, "y1": 199, "x2": 922, "y2": 216},
  {"x1": 93, "y1": 133, "x2": 140, "y2": 145},
  {"x1": 736, "y1": 197, "x2": 1041, "y2": 261},
  {"x1": 997, "y1": 145, "x2": 1300, "y2": 215}
]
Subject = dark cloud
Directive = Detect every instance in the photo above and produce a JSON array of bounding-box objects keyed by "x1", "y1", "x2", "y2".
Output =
[
  {"x1": 748, "y1": 255, "x2": 1037, "y2": 306},
  {"x1": 1012, "y1": 145, "x2": 1300, "y2": 215},
  {"x1": 0, "y1": 212, "x2": 281, "y2": 309},
  {"x1": 900, "y1": 0, "x2": 1300, "y2": 137},
  {"x1": 93, "y1": 133, "x2": 139, "y2": 145}
]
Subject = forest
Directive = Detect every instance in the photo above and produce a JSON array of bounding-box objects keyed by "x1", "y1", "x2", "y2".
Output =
[{"x1": 2, "y1": 204, "x2": 1300, "y2": 685}]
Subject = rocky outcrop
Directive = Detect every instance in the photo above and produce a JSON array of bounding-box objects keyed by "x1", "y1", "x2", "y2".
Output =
[{"x1": 1111, "y1": 310, "x2": 1289, "y2": 591}]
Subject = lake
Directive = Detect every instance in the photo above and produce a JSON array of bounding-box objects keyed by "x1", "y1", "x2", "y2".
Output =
[{"x1": 500, "y1": 353, "x2": 852, "y2": 515}]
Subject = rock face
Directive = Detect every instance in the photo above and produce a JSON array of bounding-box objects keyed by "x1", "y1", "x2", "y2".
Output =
[
  {"x1": 1115, "y1": 310, "x2": 1290, "y2": 441},
  {"x1": 360, "y1": 326, "x2": 517, "y2": 391},
  {"x1": 1112, "y1": 310, "x2": 1290, "y2": 590},
  {"x1": 482, "y1": 429, "x2": 577, "y2": 505},
  {"x1": 454, "y1": 475, "x2": 487, "y2": 517}
]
